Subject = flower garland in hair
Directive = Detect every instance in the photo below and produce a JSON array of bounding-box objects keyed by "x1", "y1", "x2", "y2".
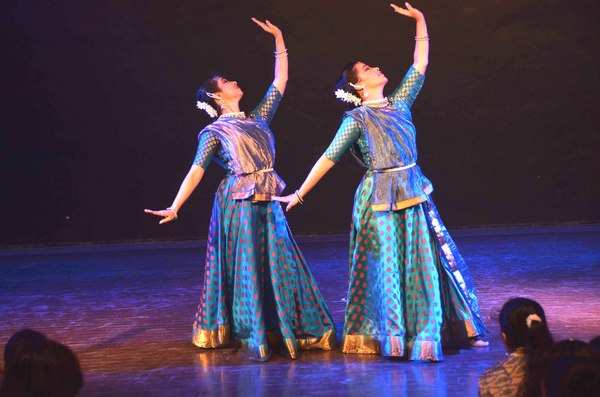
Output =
[
  {"x1": 196, "y1": 101, "x2": 218, "y2": 118},
  {"x1": 334, "y1": 89, "x2": 362, "y2": 106}
]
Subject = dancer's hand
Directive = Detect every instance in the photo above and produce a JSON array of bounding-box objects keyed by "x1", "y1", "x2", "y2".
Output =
[
  {"x1": 272, "y1": 194, "x2": 300, "y2": 212},
  {"x1": 251, "y1": 18, "x2": 282, "y2": 38},
  {"x1": 390, "y1": 2, "x2": 424, "y2": 22},
  {"x1": 144, "y1": 208, "x2": 178, "y2": 224}
]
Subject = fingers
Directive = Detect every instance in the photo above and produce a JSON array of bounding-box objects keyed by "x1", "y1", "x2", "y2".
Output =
[
  {"x1": 285, "y1": 201, "x2": 298, "y2": 212},
  {"x1": 144, "y1": 209, "x2": 160, "y2": 216},
  {"x1": 251, "y1": 17, "x2": 269, "y2": 31},
  {"x1": 405, "y1": 2, "x2": 414, "y2": 10},
  {"x1": 159, "y1": 216, "x2": 173, "y2": 225},
  {"x1": 390, "y1": 4, "x2": 410, "y2": 16}
]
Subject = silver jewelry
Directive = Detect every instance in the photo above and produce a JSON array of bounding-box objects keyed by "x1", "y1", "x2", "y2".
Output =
[
  {"x1": 219, "y1": 111, "x2": 246, "y2": 119},
  {"x1": 362, "y1": 97, "x2": 389, "y2": 107},
  {"x1": 415, "y1": 35, "x2": 430, "y2": 41},
  {"x1": 294, "y1": 190, "x2": 304, "y2": 205},
  {"x1": 274, "y1": 48, "x2": 288, "y2": 56}
]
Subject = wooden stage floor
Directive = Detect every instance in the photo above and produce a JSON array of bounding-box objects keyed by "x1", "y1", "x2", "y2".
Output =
[{"x1": 1, "y1": 225, "x2": 599, "y2": 396}]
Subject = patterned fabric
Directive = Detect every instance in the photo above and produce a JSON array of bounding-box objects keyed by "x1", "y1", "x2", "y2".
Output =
[
  {"x1": 479, "y1": 351, "x2": 526, "y2": 397},
  {"x1": 250, "y1": 84, "x2": 283, "y2": 124},
  {"x1": 323, "y1": 66, "x2": 432, "y2": 212},
  {"x1": 191, "y1": 84, "x2": 335, "y2": 360},
  {"x1": 192, "y1": 176, "x2": 335, "y2": 360},
  {"x1": 389, "y1": 65, "x2": 425, "y2": 108},
  {"x1": 326, "y1": 66, "x2": 487, "y2": 360},
  {"x1": 341, "y1": 173, "x2": 486, "y2": 361},
  {"x1": 192, "y1": 85, "x2": 285, "y2": 201},
  {"x1": 323, "y1": 116, "x2": 368, "y2": 164},
  {"x1": 192, "y1": 130, "x2": 221, "y2": 169}
]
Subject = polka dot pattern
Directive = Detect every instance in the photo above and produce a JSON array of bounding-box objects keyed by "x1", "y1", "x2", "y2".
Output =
[
  {"x1": 344, "y1": 174, "x2": 443, "y2": 356},
  {"x1": 193, "y1": 176, "x2": 335, "y2": 358}
]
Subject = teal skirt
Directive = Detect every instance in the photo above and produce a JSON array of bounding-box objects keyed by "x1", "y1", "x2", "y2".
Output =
[
  {"x1": 342, "y1": 174, "x2": 487, "y2": 361},
  {"x1": 192, "y1": 176, "x2": 335, "y2": 360}
]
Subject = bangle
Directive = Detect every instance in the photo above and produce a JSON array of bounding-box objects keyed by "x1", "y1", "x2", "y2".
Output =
[
  {"x1": 415, "y1": 35, "x2": 429, "y2": 41},
  {"x1": 274, "y1": 48, "x2": 288, "y2": 56},
  {"x1": 294, "y1": 190, "x2": 304, "y2": 205}
]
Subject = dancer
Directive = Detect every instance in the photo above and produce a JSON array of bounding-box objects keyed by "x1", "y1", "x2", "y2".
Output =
[
  {"x1": 276, "y1": 3, "x2": 487, "y2": 361},
  {"x1": 145, "y1": 18, "x2": 335, "y2": 361}
]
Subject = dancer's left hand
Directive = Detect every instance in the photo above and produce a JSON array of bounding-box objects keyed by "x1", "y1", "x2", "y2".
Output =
[
  {"x1": 272, "y1": 194, "x2": 300, "y2": 212},
  {"x1": 251, "y1": 18, "x2": 282, "y2": 38},
  {"x1": 390, "y1": 2, "x2": 424, "y2": 21}
]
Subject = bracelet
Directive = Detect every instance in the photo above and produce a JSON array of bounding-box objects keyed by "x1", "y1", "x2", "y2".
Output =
[
  {"x1": 415, "y1": 35, "x2": 430, "y2": 41},
  {"x1": 274, "y1": 48, "x2": 288, "y2": 56},
  {"x1": 294, "y1": 190, "x2": 304, "y2": 205}
]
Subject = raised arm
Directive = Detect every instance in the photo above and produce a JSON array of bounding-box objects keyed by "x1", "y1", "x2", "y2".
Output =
[
  {"x1": 388, "y1": 3, "x2": 428, "y2": 107},
  {"x1": 144, "y1": 131, "x2": 219, "y2": 224},
  {"x1": 275, "y1": 117, "x2": 362, "y2": 211},
  {"x1": 250, "y1": 18, "x2": 288, "y2": 124},
  {"x1": 390, "y1": 3, "x2": 429, "y2": 74}
]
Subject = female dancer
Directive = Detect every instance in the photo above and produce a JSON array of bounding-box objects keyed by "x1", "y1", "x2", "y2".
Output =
[
  {"x1": 145, "y1": 19, "x2": 335, "y2": 362},
  {"x1": 276, "y1": 3, "x2": 487, "y2": 361}
]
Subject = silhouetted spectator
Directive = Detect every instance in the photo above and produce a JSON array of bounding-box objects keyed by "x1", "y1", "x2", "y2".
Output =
[
  {"x1": 539, "y1": 339, "x2": 600, "y2": 397},
  {"x1": 479, "y1": 297, "x2": 553, "y2": 397},
  {"x1": 0, "y1": 329, "x2": 83, "y2": 397},
  {"x1": 590, "y1": 336, "x2": 600, "y2": 353}
]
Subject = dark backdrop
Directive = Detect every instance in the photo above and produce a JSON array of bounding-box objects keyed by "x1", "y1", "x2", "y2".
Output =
[{"x1": 2, "y1": 0, "x2": 599, "y2": 245}]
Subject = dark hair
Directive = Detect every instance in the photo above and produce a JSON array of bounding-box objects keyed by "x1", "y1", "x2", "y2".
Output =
[
  {"x1": 0, "y1": 331, "x2": 83, "y2": 397},
  {"x1": 540, "y1": 340, "x2": 600, "y2": 397},
  {"x1": 335, "y1": 61, "x2": 361, "y2": 108},
  {"x1": 498, "y1": 298, "x2": 553, "y2": 397},
  {"x1": 196, "y1": 74, "x2": 223, "y2": 117},
  {"x1": 590, "y1": 335, "x2": 600, "y2": 353},
  {"x1": 499, "y1": 297, "x2": 553, "y2": 351},
  {"x1": 3, "y1": 329, "x2": 48, "y2": 368}
]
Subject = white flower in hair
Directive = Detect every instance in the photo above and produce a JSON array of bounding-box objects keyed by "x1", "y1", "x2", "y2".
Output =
[
  {"x1": 334, "y1": 89, "x2": 362, "y2": 106},
  {"x1": 196, "y1": 101, "x2": 218, "y2": 118}
]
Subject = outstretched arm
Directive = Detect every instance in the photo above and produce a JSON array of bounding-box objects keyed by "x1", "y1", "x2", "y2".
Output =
[
  {"x1": 277, "y1": 156, "x2": 336, "y2": 211},
  {"x1": 144, "y1": 166, "x2": 205, "y2": 224},
  {"x1": 274, "y1": 117, "x2": 361, "y2": 211},
  {"x1": 390, "y1": 2, "x2": 429, "y2": 74},
  {"x1": 145, "y1": 131, "x2": 218, "y2": 224}
]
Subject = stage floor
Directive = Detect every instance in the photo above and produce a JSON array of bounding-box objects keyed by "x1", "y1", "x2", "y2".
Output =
[{"x1": 1, "y1": 225, "x2": 599, "y2": 396}]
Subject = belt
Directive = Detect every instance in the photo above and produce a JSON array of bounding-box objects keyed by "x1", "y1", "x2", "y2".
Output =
[
  {"x1": 369, "y1": 163, "x2": 416, "y2": 173},
  {"x1": 237, "y1": 168, "x2": 274, "y2": 176}
]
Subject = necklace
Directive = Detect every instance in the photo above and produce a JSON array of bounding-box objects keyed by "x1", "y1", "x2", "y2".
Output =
[
  {"x1": 362, "y1": 97, "x2": 389, "y2": 108},
  {"x1": 219, "y1": 111, "x2": 246, "y2": 119}
]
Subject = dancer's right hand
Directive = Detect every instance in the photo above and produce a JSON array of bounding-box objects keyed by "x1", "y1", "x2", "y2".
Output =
[
  {"x1": 144, "y1": 208, "x2": 178, "y2": 224},
  {"x1": 272, "y1": 194, "x2": 300, "y2": 212}
]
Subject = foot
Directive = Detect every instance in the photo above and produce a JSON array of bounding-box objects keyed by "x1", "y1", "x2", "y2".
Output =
[{"x1": 469, "y1": 337, "x2": 489, "y2": 347}]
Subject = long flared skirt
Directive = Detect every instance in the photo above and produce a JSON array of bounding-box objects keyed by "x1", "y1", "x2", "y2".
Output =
[
  {"x1": 341, "y1": 175, "x2": 487, "y2": 361},
  {"x1": 192, "y1": 176, "x2": 336, "y2": 360}
]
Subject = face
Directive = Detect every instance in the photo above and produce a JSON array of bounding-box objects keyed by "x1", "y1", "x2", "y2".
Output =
[
  {"x1": 353, "y1": 62, "x2": 388, "y2": 89},
  {"x1": 215, "y1": 77, "x2": 243, "y2": 100}
]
